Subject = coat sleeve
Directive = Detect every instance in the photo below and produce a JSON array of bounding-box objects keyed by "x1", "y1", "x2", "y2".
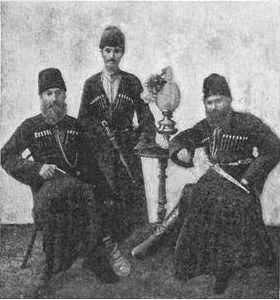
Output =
[
  {"x1": 74, "y1": 123, "x2": 91, "y2": 182},
  {"x1": 78, "y1": 79, "x2": 92, "y2": 126},
  {"x1": 78, "y1": 80, "x2": 113, "y2": 155},
  {"x1": 77, "y1": 80, "x2": 116, "y2": 188},
  {"x1": 1, "y1": 120, "x2": 43, "y2": 186},
  {"x1": 242, "y1": 115, "x2": 280, "y2": 192},
  {"x1": 134, "y1": 80, "x2": 156, "y2": 150},
  {"x1": 76, "y1": 123, "x2": 105, "y2": 183},
  {"x1": 78, "y1": 80, "x2": 96, "y2": 161},
  {"x1": 169, "y1": 121, "x2": 205, "y2": 168}
]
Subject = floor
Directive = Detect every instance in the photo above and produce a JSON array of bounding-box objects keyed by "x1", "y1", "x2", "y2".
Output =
[{"x1": 0, "y1": 224, "x2": 279, "y2": 298}]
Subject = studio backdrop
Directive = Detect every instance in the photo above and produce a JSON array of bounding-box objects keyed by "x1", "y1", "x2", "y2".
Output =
[{"x1": 1, "y1": 1, "x2": 279, "y2": 224}]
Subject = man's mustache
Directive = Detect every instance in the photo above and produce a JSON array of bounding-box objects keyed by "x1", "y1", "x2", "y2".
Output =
[
  {"x1": 46, "y1": 101, "x2": 64, "y2": 109},
  {"x1": 209, "y1": 111, "x2": 220, "y2": 117},
  {"x1": 208, "y1": 109, "x2": 226, "y2": 117}
]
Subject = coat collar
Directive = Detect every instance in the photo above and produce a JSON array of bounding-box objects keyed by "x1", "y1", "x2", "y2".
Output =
[
  {"x1": 96, "y1": 70, "x2": 130, "y2": 103},
  {"x1": 97, "y1": 70, "x2": 129, "y2": 92},
  {"x1": 102, "y1": 68, "x2": 122, "y2": 82}
]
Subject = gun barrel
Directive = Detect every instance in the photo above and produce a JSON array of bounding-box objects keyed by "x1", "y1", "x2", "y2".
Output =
[{"x1": 131, "y1": 206, "x2": 179, "y2": 258}]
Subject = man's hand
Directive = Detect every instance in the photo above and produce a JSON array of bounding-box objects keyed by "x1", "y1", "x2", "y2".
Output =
[
  {"x1": 141, "y1": 86, "x2": 158, "y2": 103},
  {"x1": 177, "y1": 149, "x2": 191, "y2": 163},
  {"x1": 240, "y1": 178, "x2": 249, "y2": 186},
  {"x1": 156, "y1": 134, "x2": 168, "y2": 149},
  {"x1": 39, "y1": 164, "x2": 57, "y2": 180}
]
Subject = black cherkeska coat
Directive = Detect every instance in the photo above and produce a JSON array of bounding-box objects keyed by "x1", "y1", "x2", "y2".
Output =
[
  {"x1": 78, "y1": 70, "x2": 156, "y2": 239},
  {"x1": 169, "y1": 110, "x2": 280, "y2": 281},
  {"x1": 1, "y1": 114, "x2": 99, "y2": 274}
]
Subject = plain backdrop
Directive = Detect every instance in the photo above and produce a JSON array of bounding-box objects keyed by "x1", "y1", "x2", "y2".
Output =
[{"x1": 1, "y1": 1, "x2": 280, "y2": 224}]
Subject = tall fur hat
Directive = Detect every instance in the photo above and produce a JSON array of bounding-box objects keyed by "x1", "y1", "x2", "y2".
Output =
[
  {"x1": 38, "y1": 68, "x2": 66, "y2": 94},
  {"x1": 99, "y1": 26, "x2": 125, "y2": 52},
  {"x1": 203, "y1": 73, "x2": 232, "y2": 100}
]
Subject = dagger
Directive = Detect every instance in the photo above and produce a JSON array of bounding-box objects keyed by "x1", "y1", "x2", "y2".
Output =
[{"x1": 101, "y1": 120, "x2": 136, "y2": 185}]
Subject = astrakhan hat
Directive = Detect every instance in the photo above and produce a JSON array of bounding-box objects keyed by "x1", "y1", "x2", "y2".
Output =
[
  {"x1": 38, "y1": 68, "x2": 66, "y2": 94},
  {"x1": 203, "y1": 73, "x2": 231, "y2": 100},
  {"x1": 99, "y1": 26, "x2": 125, "y2": 52}
]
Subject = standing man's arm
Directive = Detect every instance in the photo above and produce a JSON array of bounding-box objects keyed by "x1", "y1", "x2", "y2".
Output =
[
  {"x1": 78, "y1": 79, "x2": 110, "y2": 154},
  {"x1": 241, "y1": 115, "x2": 280, "y2": 192},
  {"x1": 78, "y1": 79, "x2": 92, "y2": 125},
  {"x1": 1, "y1": 120, "x2": 43, "y2": 186},
  {"x1": 134, "y1": 79, "x2": 156, "y2": 150},
  {"x1": 78, "y1": 80, "x2": 99, "y2": 149}
]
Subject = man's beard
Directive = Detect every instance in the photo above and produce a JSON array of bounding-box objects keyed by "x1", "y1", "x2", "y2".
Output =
[
  {"x1": 41, "y1": 101, "x2": 67, "y2": 125},
  {"x1": 206, "y1": 108, "x2": 231, "y2": 128}
]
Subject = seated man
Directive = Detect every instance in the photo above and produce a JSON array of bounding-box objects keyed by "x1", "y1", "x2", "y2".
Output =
[
  {"x1": 169, "y1": 73, "x2": 280, "y2": 294},
  {"x1": 1, "y1": 68, "x2": 102, "y2": 289}
]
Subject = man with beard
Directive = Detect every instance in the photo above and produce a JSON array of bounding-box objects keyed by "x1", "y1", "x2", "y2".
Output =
[
  {"x1": 169, "y1": 73, "x2": 280, "y2": 294},
  {"x1": 1, "y1": 68, "x2": 105, "y2": 291},
  {"x1": 78, "y1": 26, "x2": 156, "y2": 274}
]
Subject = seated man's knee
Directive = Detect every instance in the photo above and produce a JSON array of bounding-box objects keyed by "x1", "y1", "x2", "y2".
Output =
[{"x1": 34, "y1": 176, "x2": 80, "y2": 220}]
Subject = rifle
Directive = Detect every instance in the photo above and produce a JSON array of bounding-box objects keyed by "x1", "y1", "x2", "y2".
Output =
[{"x1": 131, "y1": 203, "x2": 179, "y2": 258}]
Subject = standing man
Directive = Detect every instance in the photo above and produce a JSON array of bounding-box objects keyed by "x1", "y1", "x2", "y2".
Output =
[
  {"x1": 1, "y1": 68, "x2": 101, "y2": 290},
  {"x1": 169, "y1": 73, "x2": 280, "y2": 294},
  {"x1": 78, "y1": 26, "x2": 156, "y2": 269}
]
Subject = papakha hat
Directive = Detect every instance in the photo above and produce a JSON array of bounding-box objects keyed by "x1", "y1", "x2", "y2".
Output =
[
  {"x1": 99, "y1": 26, "x2": 125, "y2": 52},
  {"x1": 38, "y1": 68, "x2": 66, "y2": 94},
  {"x1": 203, "y1": 73, "x2": 232, "y2": 100}
]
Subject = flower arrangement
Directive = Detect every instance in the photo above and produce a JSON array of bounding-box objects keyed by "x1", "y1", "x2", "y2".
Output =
[
  {"x1": 142, "y1": 68, "x2": 170, "y2": 103},
  {"x1": 142, "y1": 66, "x2": 180, "y2": 113},
  {"x1": 141, "y1": 66, "x2": 181, "y2": 149},
  {"x1": 146, "y1": 74, "x2": 167, "y2": 95}
]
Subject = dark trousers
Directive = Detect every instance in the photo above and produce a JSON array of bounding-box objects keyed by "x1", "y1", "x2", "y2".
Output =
[
  {"x1": 91, "y1": 154, "x2": 146, "y2": 243},
  {"x1": 174, "y1": 171, "x2": 275, "y2": 281},
  {"x1": 33, "y1": 175, "x2": 96, "y2": 274}
]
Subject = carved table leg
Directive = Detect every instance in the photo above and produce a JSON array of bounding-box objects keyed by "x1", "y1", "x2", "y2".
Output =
[{"x1": 157, "y1": 156, "x2": 168, "y2": 223}]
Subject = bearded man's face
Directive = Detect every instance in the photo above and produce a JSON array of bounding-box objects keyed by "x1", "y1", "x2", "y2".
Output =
[
  {"x1": 40, "y1": 88, "x2": 67, "y2": 125},
  {"x1": 204, "y1": 95, "x2": 232, "y2": 127}
]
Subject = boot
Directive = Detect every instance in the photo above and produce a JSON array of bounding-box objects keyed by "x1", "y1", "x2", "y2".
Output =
[
  {"x1": 108, "y1": 242, "x2": 131, "y2": 277},
  {"x1": 34, "y1": 267, "x2": 52, "y2": 298},
  {"x1": 82, "y1": 246, "x2": 119, "y2": 284},
  {"x1": 213, "y1": 271, "x2": 231, "y2": 295}
]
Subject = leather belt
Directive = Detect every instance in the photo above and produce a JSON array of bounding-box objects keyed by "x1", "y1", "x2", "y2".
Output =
[
  {"x1": 114, "y1": 127, "x2": 134, "y2": 135},
  {"x1": 218, "y1": 158, "x2": 253, "y2": 166}
]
